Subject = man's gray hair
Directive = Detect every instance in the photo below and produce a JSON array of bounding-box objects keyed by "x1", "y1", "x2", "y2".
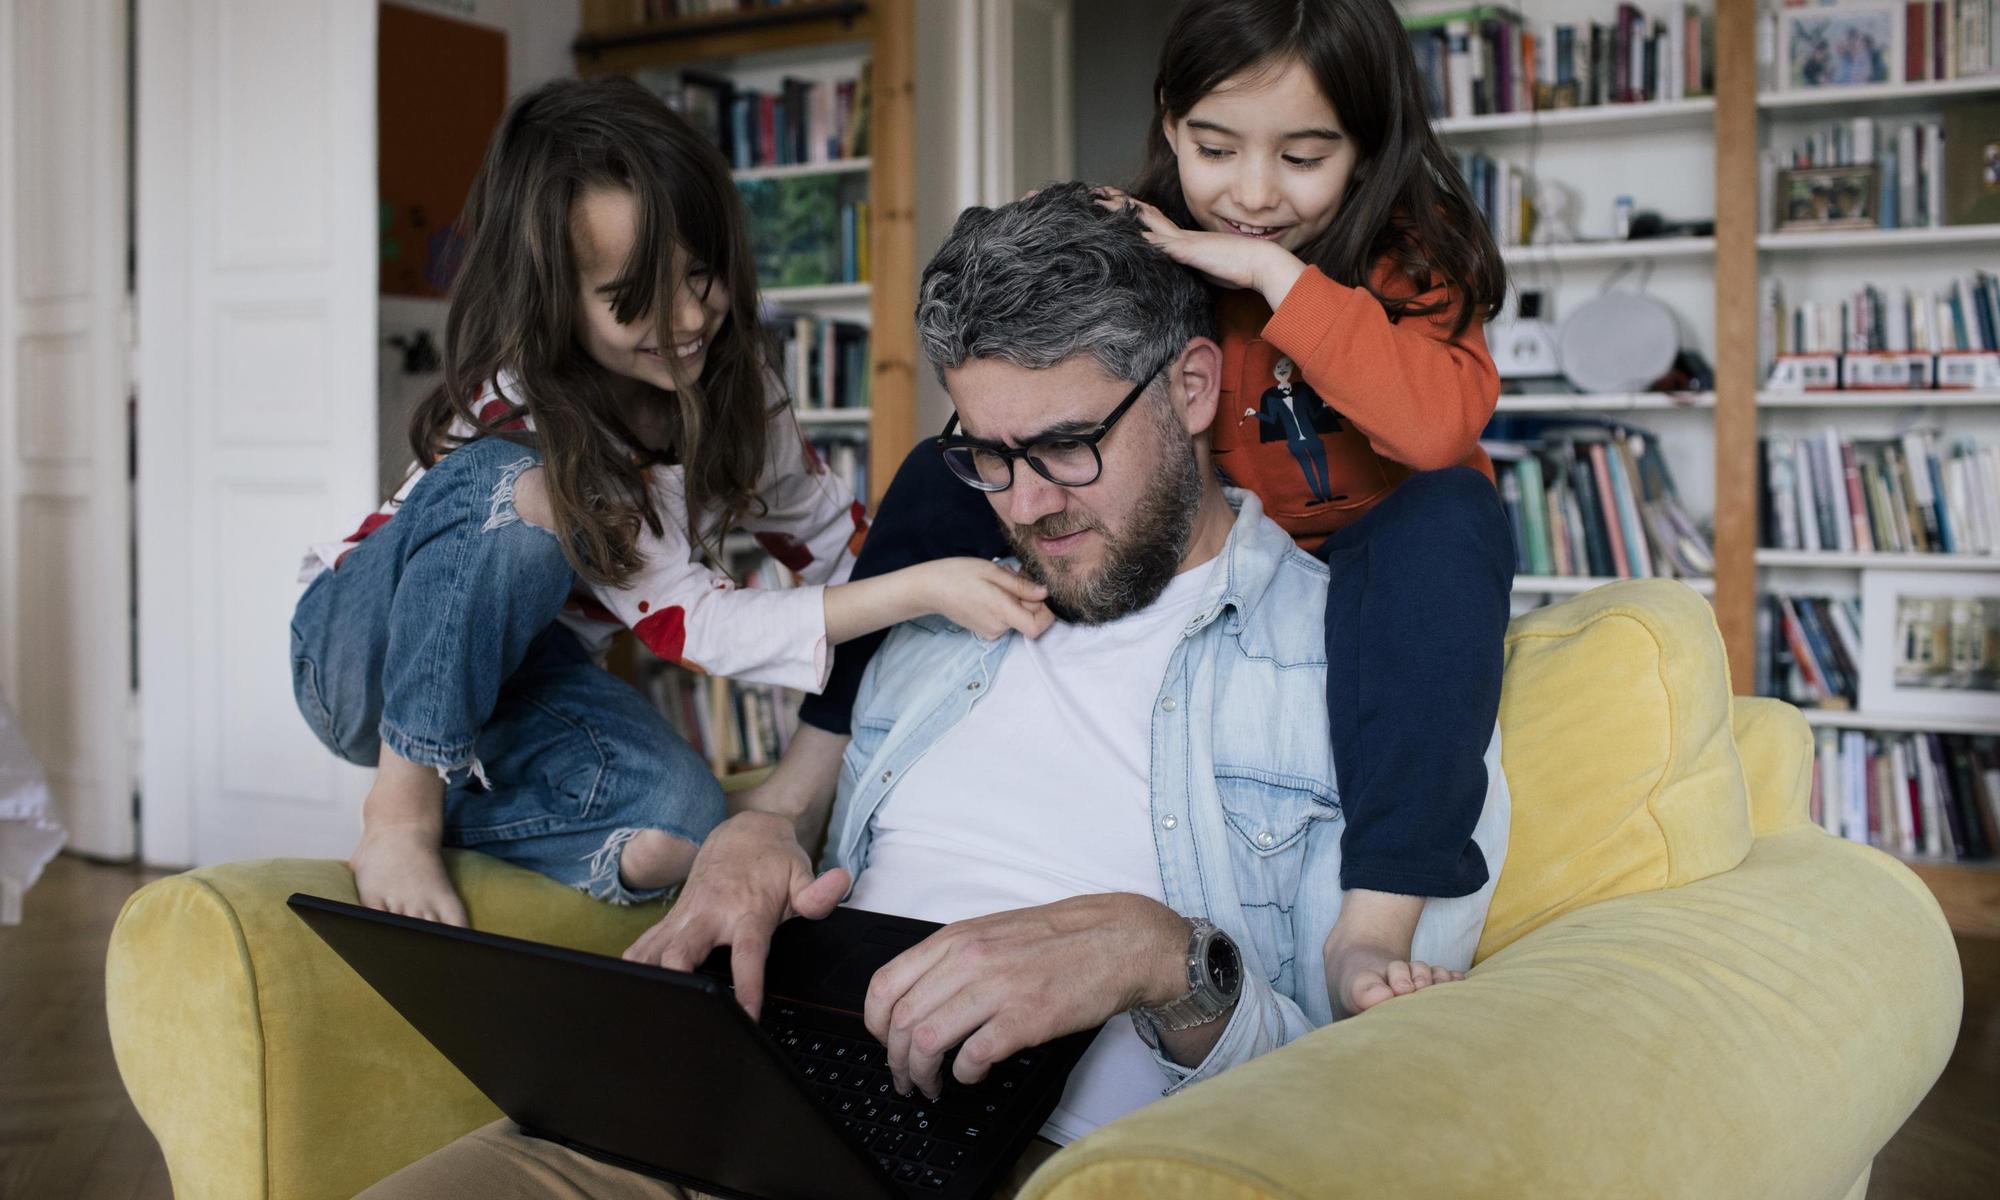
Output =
[{"x1": 915, "y1": 182, "x2": 1218, "y2": 387}]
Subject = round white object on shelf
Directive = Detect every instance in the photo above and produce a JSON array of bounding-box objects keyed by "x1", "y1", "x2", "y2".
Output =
[{"x1": 1557, "y1": 291, "x2": 1679, "y2": 394}]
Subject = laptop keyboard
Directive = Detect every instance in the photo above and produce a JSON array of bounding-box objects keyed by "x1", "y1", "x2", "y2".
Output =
[{"x1": 762, "y1": 1003, "x2": 1042, "y2": 1192}]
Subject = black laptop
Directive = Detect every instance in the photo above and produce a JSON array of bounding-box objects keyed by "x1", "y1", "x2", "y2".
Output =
[{"x1": 287, "y1": 894, "x2": 1098, "y2": 1200}]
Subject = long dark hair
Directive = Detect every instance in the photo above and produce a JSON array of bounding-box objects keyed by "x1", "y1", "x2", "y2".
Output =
[
  {"x1": 1131, "y1": 0, "x2": 1506, "y2": 337},
  {"x1": 412, "y1": 76, "x2": 770, "y2": 587}
]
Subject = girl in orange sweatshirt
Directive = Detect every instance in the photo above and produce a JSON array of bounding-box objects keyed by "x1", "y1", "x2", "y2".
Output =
[{"x1": 788, "y1": 0, "x2": 1513, "y2": 1019}]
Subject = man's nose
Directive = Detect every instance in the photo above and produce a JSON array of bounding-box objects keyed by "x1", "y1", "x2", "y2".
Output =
[{"x1": 1005, "y1": 468, "x2": 1066, "y2": 527}]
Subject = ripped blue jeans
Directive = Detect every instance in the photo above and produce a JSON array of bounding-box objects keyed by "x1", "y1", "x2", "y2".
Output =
[{"x1": 288, "y1": 436, "x2": 724, "y2": 903}]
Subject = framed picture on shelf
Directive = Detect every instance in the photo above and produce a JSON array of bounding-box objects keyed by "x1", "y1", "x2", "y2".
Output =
[
  {"x1": 1781, "y1": 5, "x2": 1903, "y2": 91},
  {"x1": 1776, "y1": 164, "x2": 1881, "y2": 231},
  {"x1": 1859, "y1": 570, "x2": 2000, "y2": 722}
]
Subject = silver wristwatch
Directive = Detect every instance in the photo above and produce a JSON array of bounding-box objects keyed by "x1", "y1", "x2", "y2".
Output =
[{"x1": 1134, "y1": 918, "x2": 1244, "y2": 1033}]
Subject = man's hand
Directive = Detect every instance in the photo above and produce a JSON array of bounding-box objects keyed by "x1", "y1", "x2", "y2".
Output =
[
  {"x1": 863, "y1": 893, "x2": 1189, "y2": 1100},
  {"x1": 621, "y1": 810, "x2": 851, "y2": 1021}
]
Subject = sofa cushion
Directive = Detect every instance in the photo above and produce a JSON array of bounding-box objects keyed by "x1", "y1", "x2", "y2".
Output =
[{"x1": 1476, "y1": 580, "x2": 1753, "y2": 961}]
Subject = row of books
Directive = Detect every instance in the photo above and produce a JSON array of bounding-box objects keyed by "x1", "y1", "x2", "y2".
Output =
[
  {"x1": 646, "y1": 666, "x2": 797, "y2": 774},
  {"x1": 1809, "y1": 729, "x2": 1998, "y2": 863},
  {"x1": 1768, "y1": 116, "x2": 1952, "y2": 231},
  {"x1": 639, "y1": 551, "x2": 800, "y2": 773},
  {"x1": 1899, "y1": 0, "x2": 1999, "y2": 81},
  {"x1": 1406, "y1": 4, "x2": 1712, "y2": 121},
  {"x1": 1758, "y1": 430, "x2": 2000, "y2": 556},
  {"x1": 1455, "y1": 151, "x2": 1538, "y2": 246},
  {"x1": 1486, "y1": 421, "x2": 1715, "y2": 581},
  {"x1": 809, "y1": 435, "x2": 869, "y2": 506},
  {"x1": 740, "y1": 175, "x2": 870, "y2": 289},
  {"x1": 1764, "y1": 272, "x2": 2000, "y2": 355},
  {"x1": 646, "y1": 65, "x2": 870, "y2": 171},
  {"x1": 1760, "y1": 592, "x2": 1865, "y2": 707},
  {"x1": 626, "y1": 1, "x2": 824, "y2": 22},
  {"x1": 770, "y1": 315, "x2": 870, "y2": 411}
]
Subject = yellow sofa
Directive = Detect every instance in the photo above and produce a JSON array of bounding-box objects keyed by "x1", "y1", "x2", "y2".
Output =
[{"x1": 106, "y1": 581, "x2": 1963, "y2": 1199}]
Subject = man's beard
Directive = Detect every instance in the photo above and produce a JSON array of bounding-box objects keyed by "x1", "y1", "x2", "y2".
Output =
[{"x1": 1004, "y1": 416, "x2": 1202, "y2": 626}]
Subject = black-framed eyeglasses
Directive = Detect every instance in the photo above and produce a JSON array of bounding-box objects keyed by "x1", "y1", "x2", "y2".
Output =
[{"x1": 935, "y1": 360, "x2": 1165, "y2": 493}]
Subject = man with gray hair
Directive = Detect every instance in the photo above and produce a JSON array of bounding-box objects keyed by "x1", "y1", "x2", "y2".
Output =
[{"x1": 361, "y1": 183, "x2": 1507, "y2": 1198}]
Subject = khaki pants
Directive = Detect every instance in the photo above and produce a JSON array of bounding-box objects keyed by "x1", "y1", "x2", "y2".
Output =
[{"x1": 357, "y1": 1119, "x2": 1062, "y2": 1200}]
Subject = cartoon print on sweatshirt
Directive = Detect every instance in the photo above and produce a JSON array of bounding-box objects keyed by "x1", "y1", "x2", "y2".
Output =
[{"x1": 1253, "y1": 355, "x2": 1344, "y2": 505}]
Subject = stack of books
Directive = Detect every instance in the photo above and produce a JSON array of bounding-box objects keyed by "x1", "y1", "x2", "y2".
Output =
[
  {"x1": 644, "y1": 63, "x2": 870, "y2": 170},
  {"x1": 1455, "y1": 150, "x2": 1537, "y2": 246},
  {"x1": 1810, "y1": 728, "x2": 1998, "y2": 862},
  {"x1": 1405, "y1": 4, "x2": 1713, "y2": 120},
  {"x1": 769, "y1": 314, "x2": 870, "y2": 411},
  {"x1": 1485, "y1": 420, "x2": 1714, "y2": 580},
  {"x1": 1759, "y1": 592, "x2": 1864, "y2": 707},
  {"x1": 1758, "y1": 430, "x2": 2000, "y2": 555}
]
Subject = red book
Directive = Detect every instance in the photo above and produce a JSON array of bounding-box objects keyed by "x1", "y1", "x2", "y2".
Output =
[
  {"x1": 757, "y1": 94, "x2": 777, "y2": 166},
  {"x1": 1777, "y1": 596, "x2": 1830, "y2": 700},
  {"x1": 1906, "y1": 3, "x2": 1925, "y2": 83},
  {"x1": 1840, "y1": 441, "x2": 1873, "y2": 552}
]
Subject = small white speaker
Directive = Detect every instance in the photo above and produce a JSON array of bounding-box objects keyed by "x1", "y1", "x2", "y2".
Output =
[{"x1": 1557, "y1": 291, "x2": 1679, "y2": 394}]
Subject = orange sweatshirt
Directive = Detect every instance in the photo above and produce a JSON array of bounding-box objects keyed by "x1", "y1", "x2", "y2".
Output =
[{"x1": 1210, "y1": 261, "x2": 1498, "y2": 552}]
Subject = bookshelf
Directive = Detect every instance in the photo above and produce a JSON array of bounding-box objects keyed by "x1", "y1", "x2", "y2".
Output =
[
  {"x1": 1729, "y1": 4, "x2": 2000, "y2": 920},
  {"x1": 575, "y1": 0, "x2": 916, "y2": 510},
  {"x1": 1411, "y1": 1, "x2": 2000, "y2": 925},
  {"x1": 576, "y1": 0, "x2": 917, "y2": 774}
]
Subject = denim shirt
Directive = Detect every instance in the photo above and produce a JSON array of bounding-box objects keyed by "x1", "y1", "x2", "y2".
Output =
[{"x1": 822, "y1": 489, "x2": 1509, "y2": 1096}]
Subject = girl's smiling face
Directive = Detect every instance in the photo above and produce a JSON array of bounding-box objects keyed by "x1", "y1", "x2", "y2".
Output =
[
  {"x1": 571, "y1": 184, "x2": 731, "y2": 395},
  {"x1": 1165, "y1": 56, "x2": 1357, "y2": 254}
]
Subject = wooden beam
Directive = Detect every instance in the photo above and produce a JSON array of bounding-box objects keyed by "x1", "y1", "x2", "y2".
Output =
[
  {"x1": 1712, "y1": 0, "x2": 1760, "y2": 695},
  {"x1": 865, "y1": 0, "x2": 917, "y2": 508}
]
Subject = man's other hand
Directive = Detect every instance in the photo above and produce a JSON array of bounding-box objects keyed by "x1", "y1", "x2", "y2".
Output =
[
  {"x1": 621, "y1": 810, "x2": 851, "y2": 1021},
  {"x1": 863, "y1": 893, "x2": 1187, "y2": 1100}
]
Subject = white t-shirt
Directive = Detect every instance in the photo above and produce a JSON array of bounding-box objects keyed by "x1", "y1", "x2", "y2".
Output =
[{"x1": 844, "y1": 560, "x2": 1215, "y2": 1144}]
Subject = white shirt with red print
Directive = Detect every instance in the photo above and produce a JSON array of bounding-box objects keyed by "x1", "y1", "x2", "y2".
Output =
[{"x1": 300, "y1": 374, "x2": 868, "y2": 693}]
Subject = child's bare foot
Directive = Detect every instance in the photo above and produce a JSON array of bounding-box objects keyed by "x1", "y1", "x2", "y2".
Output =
[
  {"x1": 617, "y1": 829, "x2": 701, "y2": 893},
  {"x1": 1321, "y1": 889, "x2": 1463, "y2": 1017},
  {"x1": 1326, "y1": 934, "x2": 1463, "y2": 1016},
  {"x1": 350, "y1": 822, "x2": 468, "y2": 926},
  {"x1": 350, "y1": 742, "x2": 465, "y2": 926}
]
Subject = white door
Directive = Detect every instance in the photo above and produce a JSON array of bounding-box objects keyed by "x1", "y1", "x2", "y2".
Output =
[
  {"x1": 0, "y1": 0, "x2": 134, "y2": 859},
  {"x1": 137, "y1": 0, "x2": 378, "y2": 866}
]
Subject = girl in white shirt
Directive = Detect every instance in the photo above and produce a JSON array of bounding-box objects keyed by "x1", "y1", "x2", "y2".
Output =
[{"x1": 291, "y1": 77, "x2": 1050, "y2": 925}]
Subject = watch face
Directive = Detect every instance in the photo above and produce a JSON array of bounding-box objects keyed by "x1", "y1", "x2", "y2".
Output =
[{"x1": 1204, "y1": 931, "x2": 1242, "y2": 998}]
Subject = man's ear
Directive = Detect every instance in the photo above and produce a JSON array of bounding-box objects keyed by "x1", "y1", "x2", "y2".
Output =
[{"x1": 1172, "y1": 337, "x2": 1223, "y2": 438}]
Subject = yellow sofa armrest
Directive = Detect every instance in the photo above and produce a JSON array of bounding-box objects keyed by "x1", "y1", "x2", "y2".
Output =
[
  {"x1": 1024, "y1": 828, "x2": 1960, "y2": 1200},
  {"x1": 1730, "y1": 696, "x2": 1817, "y2": 835},
  {"x1": 106, "y1": 851, "x2": 663, "y2": 1200}
]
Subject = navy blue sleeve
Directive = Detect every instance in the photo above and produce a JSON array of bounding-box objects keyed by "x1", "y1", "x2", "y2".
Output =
[{"x1": 797, "y1": 441, "x2": 1009, "y2": 736}]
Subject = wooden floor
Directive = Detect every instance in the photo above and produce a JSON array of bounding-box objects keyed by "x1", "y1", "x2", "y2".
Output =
[
  {"x1": 0, "y1": 855, "x2": 171, "y2": 1200},
  {"x1": 0, "y1": 854, "x2": 1995, "y2": 1199}
]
